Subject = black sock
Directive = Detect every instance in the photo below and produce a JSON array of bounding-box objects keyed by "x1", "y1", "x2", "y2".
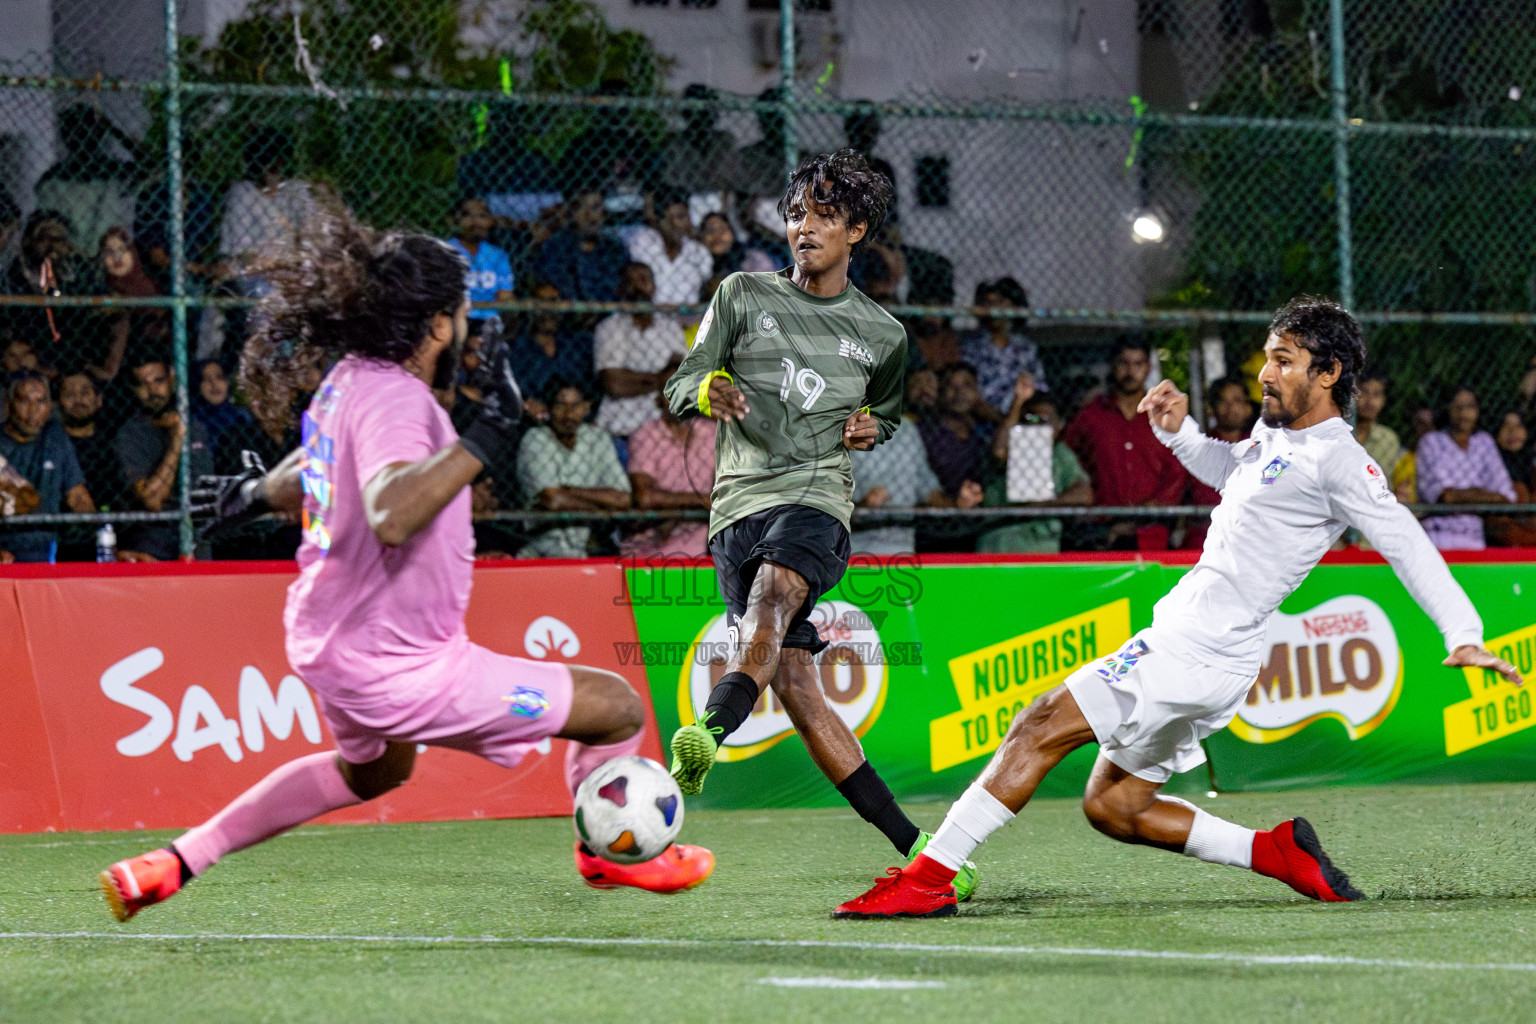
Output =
[
  {"x1": 166, "y1": 844, "x2": 194, "y2": 886},
  {"x1": 699, "y1": 671, "x2": 760, "y2": 742},
  {"x1": 835, "y1": 761, "x2": 922, "y2": 857}
]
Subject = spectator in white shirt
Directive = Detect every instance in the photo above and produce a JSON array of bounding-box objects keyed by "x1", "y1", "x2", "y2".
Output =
[
  {"x1": 218, "y1": 129, "x2": 311, "y2": 273},
  {"x1": 627, "y1": 188, "x2": 713, "y2": 307},
  {"x1": 594, "y1": 262, "x2": 688, "y2": 441}
]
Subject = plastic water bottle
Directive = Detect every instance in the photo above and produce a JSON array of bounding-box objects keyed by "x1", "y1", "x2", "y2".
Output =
[{"x1": 96, "y1": 523, "x2": 117, "y2": 563}]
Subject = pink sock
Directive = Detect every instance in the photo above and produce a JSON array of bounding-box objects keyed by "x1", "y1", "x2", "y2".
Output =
[
  {"x1": 173, "y1": 752, "x2": 362, "y2": 876},
  {"x1": 564, "y1": 732, "x2": 644, "y2": 796}
]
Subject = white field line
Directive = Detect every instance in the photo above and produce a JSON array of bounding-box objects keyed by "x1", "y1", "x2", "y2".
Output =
[
  {"x1": 759, "y1": 977, "x2": 946, "y2": 989},
  {"x1": 1, "y1": 932, "x2": 1534, "y2": 974}
]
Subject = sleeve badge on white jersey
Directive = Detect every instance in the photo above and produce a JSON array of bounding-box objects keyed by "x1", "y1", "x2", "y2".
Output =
[{"x1": 1364, "y1": 460, "x2": 1394, "y2": 502}]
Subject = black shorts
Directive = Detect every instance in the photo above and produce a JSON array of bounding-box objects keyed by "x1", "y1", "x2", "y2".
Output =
[{"x1": 708, "y1": 505, "x2": 852, "y2": 654}]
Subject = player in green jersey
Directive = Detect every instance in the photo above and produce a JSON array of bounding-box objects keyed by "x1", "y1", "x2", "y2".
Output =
[{"x1": 663, "y1": 150, "x2": 976, "y2": 900}]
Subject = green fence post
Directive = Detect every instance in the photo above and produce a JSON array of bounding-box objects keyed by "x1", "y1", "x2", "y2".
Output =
[
  {"x1": 164, "y1": 0, "x2": 193, "y2": 558},
  {"x1": 1328, "y1": 0, "x2": 1355, "y2": 311},
  {"x1": 780, "y1": 0, "x2": 797, "y2": 181}
]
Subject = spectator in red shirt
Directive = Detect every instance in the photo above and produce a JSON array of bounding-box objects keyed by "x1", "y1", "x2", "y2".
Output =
[{"x1": 1061, "y1": 337, "x2": 1188, "y2": 549}]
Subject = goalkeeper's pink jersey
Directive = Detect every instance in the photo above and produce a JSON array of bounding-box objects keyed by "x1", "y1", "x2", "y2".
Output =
[{"x1": 283, "y1": 355, "x2": 475, "y2": 709}]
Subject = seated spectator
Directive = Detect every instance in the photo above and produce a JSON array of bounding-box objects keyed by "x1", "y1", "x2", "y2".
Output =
[
  {"x1": 114, "y1": 355, "x2": 213, "y2": 561},
  {"x1": 448, "y1": 196, "x2": 514, "y2": 336},
  {"x1": 1061, "y1": 336, "x2": 1188, "y2": 550},
  {"x1": 905, "y1": 367, "x2": 939, "y2": 421},
  {"x1": 34, "y1": 105, "x2": 141, "y2": 254},
  {"x1": 57, "y1": 369, "x2": 119, "y2": 508},
  {"x1": 0, "y1": 371, "x2": 93, "y2": 561},
  {"x1": 516, "y1": 379, "x2": 631, "y2": 559},
  {"x1": 1191, "y1": 376, "x2": 1254, "y2": 505},
  {"x1": 98, "y1": 226, "x2": 167, "y2": 380},
  {"x1": 1353, "y1": 369, "x2": 1401, "y2": 476},
  {"x1": 594, "y1": 263, "x2": 687, "y2": 443},
  {"x1": 622, "y1": 361, "x2": 716, "y2": 562},
  {"x1": 134, "y1": 137, "x2": 219, "y2": 291},
  {"x1": 192, "y1": 359, "x2": 259, "y2": 474},
  {"x1": 917, "y1": 363, "x2": 989, "y2": 505},
  {"x1": 1393, "y1": 404, "x2": 1437, "y2": 503},
  {"x1": 628, "y1": 188, "x2": 713, "y2": 307},
  {"x1": 1488, "y1": 410, "x2": 1536, "y2": 547},
  {"x1": 851, "y1": 417, "x2": 945, "y2": 555},
  {"x1": 960, "y1": 278, "x2": 1048, "y2": 423},
  {"x1": 977, "y1": 382, "x2": 1093, "y2": 554},
  {"x1": 534, "y1": 189, "x2": 629, "y2": 301},
  {"x1": 699, "y1": 212, "x2": 742, "y2": 277},
  {"x1": 3, "y1": 339, "x2": 39, "y2": 376},
  {"x1": 3, "y1": 210, "x2": 98, "y2": 370},
  {"x1": 658, "y1": 84, "x2": 745, "y2": 197},
  {"x1": 1417, "y1": 386, "x2": 1515, "y2": 550},
  {"x1": 1495, "y1": 409, "x2": 1533, "y2": 498},
  {"x1": 912, "y1": 317, "x2": 962, "y2": 372},
  {"x1": 509, "y1": 281, "x2": 594, "y2": 421},
  {"x1": 1519, "y1": 351, "x2": 1536, "y2": 427}
]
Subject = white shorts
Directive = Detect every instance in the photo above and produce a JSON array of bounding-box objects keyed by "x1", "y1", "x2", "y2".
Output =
[{"x1": 1063, "y1": 630, "x2": 1254, "y2": 784}]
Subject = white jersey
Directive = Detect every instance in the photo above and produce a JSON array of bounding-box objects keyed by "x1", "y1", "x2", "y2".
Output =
[{"x1": 1150, "y1": 415, "x2": 1483, "y2": 673}]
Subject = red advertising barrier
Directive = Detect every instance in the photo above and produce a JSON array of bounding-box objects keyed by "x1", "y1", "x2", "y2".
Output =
[{"x1": 0, "y1": 563, "x2": 660, "y2": 833}]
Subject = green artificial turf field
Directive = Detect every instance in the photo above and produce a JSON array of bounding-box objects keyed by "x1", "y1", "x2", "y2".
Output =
[{"x1": 3, "y1": 783, "x2": 1535, "y2": 1023}]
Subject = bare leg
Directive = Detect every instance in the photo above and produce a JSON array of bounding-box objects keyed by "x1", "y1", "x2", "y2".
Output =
[
  {"x1": 975, "y1": 684, "x2": 1099, "y2": 812},
  {"x1": 725, "y1": 561, "x2": 808, "y2": 691},
  {"x1": 1080, "y1": 755, "x2": 1193, "y2": 852},
  {"x1": 910, "y1": 685, "x2": 1099, "y2": 876},
  {"x1": 560, "y1": 666, "x2": 647, "y2": 795},
  {"x1": 774, "y1": 647, "x2": 921, "y2": 855},
  {"x1": 772, "y1": 649, "x2": 865, "y2": 784},
  {"x1": 559, "y1": 666, "x2": 644, "y2": 746}
]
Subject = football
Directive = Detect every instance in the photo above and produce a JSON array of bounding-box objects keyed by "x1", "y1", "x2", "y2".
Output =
[{"x1": 573, "y1": 756, "x2": 685, "y2": 864}]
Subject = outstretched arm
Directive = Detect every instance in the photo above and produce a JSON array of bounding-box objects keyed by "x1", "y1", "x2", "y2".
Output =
[
  {"x1": 364, "y1": 444, "x2": 485, "y2": 547},
  {"x1": 1328, "y1": 454, "x2": 1521, "y2": 684},
  {"x1": 1141, "y1": 382, "x2": 1237, "y2": 491}
]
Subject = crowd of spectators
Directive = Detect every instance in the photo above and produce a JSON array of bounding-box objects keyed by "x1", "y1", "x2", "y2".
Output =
[{"x1": 2, "y1": 98, "x2": 1533, "y2": 563}]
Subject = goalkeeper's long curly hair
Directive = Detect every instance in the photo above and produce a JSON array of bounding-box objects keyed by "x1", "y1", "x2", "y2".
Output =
[{"x1": 240, "y1": 197, "x2": 467, "y2": 435}]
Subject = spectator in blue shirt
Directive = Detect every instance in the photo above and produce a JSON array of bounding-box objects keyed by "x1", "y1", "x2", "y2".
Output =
[
  {"x1": 509, "y1": 281, "x2": 594, "y2": 422},
  {"x1": 960, "y1": 276, "x2": 1049, "y2": 424},
  {"x1": 448, "y1": 196, "x2": 514, "y2": 335},
  {"x1": 534, "y1": 190, "x2": 629, "y2": 301},
  {"x1": 0, "y1": 371, "x2": 93, "y2": 561}
]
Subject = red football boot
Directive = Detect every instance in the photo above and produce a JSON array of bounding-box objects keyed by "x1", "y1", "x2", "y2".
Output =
[
  {"x1": 833, "y1": 864, "x2": 958, "y2": 919},
  {"x1": 101, "y1": 848, "x2": 185, "y2": 922},
  {"x1": 574, "y1": 841, "x2": 714, "y2": 893},
  {"x1": 1252, "y1": 818, "x2": 1364, "y2": 902}
]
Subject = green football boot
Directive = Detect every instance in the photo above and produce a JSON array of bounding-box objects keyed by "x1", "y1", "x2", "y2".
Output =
[
  {"x1": 908, "y1": 830, "x2": 979, "y2": 902},
  {"x1": 669, "y1": 720, "x2": 721, "y2": 796}
]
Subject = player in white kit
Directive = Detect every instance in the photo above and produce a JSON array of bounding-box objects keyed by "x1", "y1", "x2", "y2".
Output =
[{"x1": 835, "y1": 297, "x2": 1523, "y2": 917}]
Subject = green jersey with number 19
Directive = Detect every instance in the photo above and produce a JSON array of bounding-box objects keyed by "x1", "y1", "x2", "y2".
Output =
[{"x1": 665, "y1": 269, "x2": 907, "y2": 539}]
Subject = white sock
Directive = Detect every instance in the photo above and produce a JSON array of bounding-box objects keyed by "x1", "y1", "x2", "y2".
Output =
[
  {"x1": 1178, "y1": 801, "x2": 1255, "y2": 869},
  {"x1": 924, "y1": 783, "x2": 1015, "y2": 871}
]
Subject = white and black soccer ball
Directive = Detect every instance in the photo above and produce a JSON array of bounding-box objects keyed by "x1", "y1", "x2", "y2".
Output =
[{"x1": 573, "y1": 756, "x2": 684, "y2": 864}]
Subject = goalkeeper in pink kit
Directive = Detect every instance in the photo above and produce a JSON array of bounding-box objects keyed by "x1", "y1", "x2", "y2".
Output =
[{"x1": 102, "y1": 213, "x2": 711, "y2": 921}]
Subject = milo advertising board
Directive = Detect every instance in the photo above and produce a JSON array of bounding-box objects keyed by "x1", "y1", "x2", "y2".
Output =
[
  {"x1": 624, "y1": 560, "x2": 1171, "y2": 809},
  {"x1": 1203, "y1": 562, "x2": 1536, "y2": 789},
  {"x1": 626, "y1": 558, "x2": 1536, "y2": 808}
]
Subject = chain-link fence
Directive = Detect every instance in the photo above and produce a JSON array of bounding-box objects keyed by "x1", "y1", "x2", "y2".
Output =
[{"x1": 1, "y1": 0, "x2": 1534, "y2": 564}]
